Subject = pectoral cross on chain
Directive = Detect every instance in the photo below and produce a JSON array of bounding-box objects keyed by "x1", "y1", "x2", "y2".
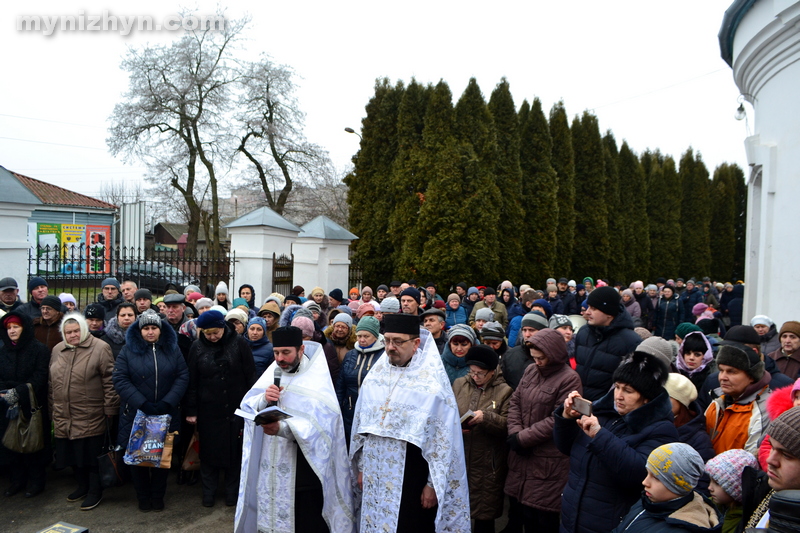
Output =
[{"x1": 379, "y1": 399, "x2": 392, "y2": 424}]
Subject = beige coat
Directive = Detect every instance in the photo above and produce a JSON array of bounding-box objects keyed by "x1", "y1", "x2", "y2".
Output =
[{"x1": 49, "y1": 333, "x2": 119, "y2": 440}]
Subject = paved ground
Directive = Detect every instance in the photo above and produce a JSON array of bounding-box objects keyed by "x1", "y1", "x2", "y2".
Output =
[
  {"x1": 1, "y1": 467, "x2": 234, "y2": 533},
  {"x1": 1, "y1": 467, "x2": 510, "y2": 532}
]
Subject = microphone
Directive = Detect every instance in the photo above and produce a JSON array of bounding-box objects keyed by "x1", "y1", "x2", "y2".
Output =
[{"x1": 267, "y1": 367, "x2": 282, "y2": 407}]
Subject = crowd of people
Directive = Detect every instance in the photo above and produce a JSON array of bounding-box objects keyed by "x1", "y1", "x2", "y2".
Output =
[{"x1": 0, "y1": 273, "x2": 799, "y2": 533}]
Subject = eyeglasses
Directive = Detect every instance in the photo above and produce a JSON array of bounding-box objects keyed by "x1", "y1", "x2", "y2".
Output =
[
  {"x1": 469, "y1": 369, "x2": 489, "y2": 378},
  {"x1": 384, "y1": 337, "x2": 415, "y2": 347}
]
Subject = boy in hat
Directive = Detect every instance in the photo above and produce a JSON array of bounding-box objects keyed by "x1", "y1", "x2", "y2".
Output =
[{"x1": 705, "y1": 449, "x2": 758, "y2": 533}]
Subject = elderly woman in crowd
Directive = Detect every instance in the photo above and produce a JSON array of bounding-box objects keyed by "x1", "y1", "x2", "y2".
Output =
[
  {"x1": 554, "y1": 350, "x2": 677, "y2": 533},
  {"x1": 335, "y1": 316, "x2": 384, "y2": 443},
  {"x1": 185, "y1": 310, "x2": 256, "y2": 508},
  {"x1": 113, "y1": 310, "x2": 189, "y2": 512},
  {"x1": 50, "y1": 313, "x2": 119, "y2": 511},
  {"x1": 452, "y1": 345, "x2": 513, "y2": 533},
  {"x1": 505, "y1": 328, "x2": 582, "y2": 533},
  {"x1": 0, "y1": 311, "x2": 51, "y2": 498},
  {"x1": 441, "y1": 324, "x2": 479, "y2": 384},
  {"x1": 245, "y1": 316, "x2": 274, "y2": 379}
]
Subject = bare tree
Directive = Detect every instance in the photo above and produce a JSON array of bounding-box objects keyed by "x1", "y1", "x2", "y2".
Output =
[{"x1": 98, "y1": 180, "x2": 145, "y2": 206}]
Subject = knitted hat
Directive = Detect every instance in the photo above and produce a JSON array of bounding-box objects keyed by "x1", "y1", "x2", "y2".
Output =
[
  {"x1": 635, "y1": 327, "x2": 653, "y2": 340},
  {"x1": 692, "y1": 303, "x2": 709, "y2": 316},
  {"x1": 268, "y1": 292, "x2": 285, "y2": 305},
  {"x1": 696, "y1": 319, "x2": 719, "y2": 336},
  {"x1": 332, "y1": 313, "x2": 353, "y2": 328},
  {"x1": 196, "y1": 310, "x2": 225, "y2": 330},
  {"x1": 328, "y1": 288, "x2": 344, "y2": 302},
  {"x1": 247, "y1": 316, "x2": 267, "y2": 333},
  {"x1": 209, "y1": 305, "x2": 228, "y2": 316},
  {"x1": 349, "y1": 287, "x2": 360, "y2": 298},
  {"x1": 531, "y1": 299, "x2": 553, "y2": 319},
  {"x1": 101, "y1": 277, "x2": 120, "y2": 290},
  {"x1": 467, "y1": 287, "x2": 479, "y2": 297},
  {"x1": 521, "y1": 312, "x2": 549, "y2": 331},
  {"x1": 28, "y1": 277, "x2": 48, "y2": 292},
  {"x1": 376, "y1": 284, "x2": 389, "y2": 293},
  {"x1": 483, "y1": 287, "x2": 496, "y2": 296},
  {"x1": 258, "y1": 300, "x2": 281, "y2": 318},
  {"x1": 704, "y1": 449, "x2": 758, "y2": 503},
  {"x1": 293, "y1": 307, "x2": 314, "y2": 321},
  {"x1": 586, "y1": 286, "x2": 620, "y2": 317},
  {"x1": 481, "y1": 322, "x2": 505, "y2": 342},
  {"x1": 138, "y1": 310, "x2": 162, "y2": 329},
  {"x1": 716, "y1": 343, "x2": 765, "y2": 381},
  {"x1": 465, "y1": 345, "x2": 499, "y2": 370},
  {"x1": 232, "y1": 297, "x2": 249, "y2": 309},
  {"x1": 665, "y1": 373, "x2": 698, "y2": 409},
  {"x1": 793, "y1": 378, "x2": 800, "y2": 401},
  {"x1": 447, "y1": 293, "x2": 460, "y2": 304},
  {"x1": 646, "y1": 443, "x2": 705, "y2": 496},
  {"x1": 225, "y1": 308, "x2": 249, "y2": 326},
  {"x1": 750, "y1": 315, "x2": 774, "y2": 328},
  {"x1": 356, "y1": 303, "x2": 376, "y2": 319},
  {"x1": 568, "y1": 280, "x2": 576, "y2": 288},
  {"x1": 291, "y1": 316, "x2": 314, "y2": 338},
  {"x1": 769, "y1": 406, "x2": 800, "y2": 458},
  {"x1": 675, "y1": 322, "x2": 702, "y2": 340},
  {"x1": 447, "y1": 324, "x2": 477, "y2": 346},
  {"x1": 549, "y1": 314, "x2": 573, "y2": 330},
  {"x1": 184, "y1": 285, "x2": 201, "y2": 296},
  {"x1": 291, "y1": 285, "x2": 305, "y2": 296},
  {"x1": 780, "y1": 321, "x2": 800, "y2": 340},
  {"x1": 361, "y1": 286, "x2": 373, "y2": 296},
  {"x1": 58, "y1": 293, "x2": 77, "y2": 306},
  {"x1": 196, "y1": 298, "x2": 214, "y2": 310},
  {"x1": 636, "y1": 336, "x2": 674, "y2": 371},
  {"x1": 356, "y1": 316, "x2": 380, "y2": 339},
  {"x1": 84, "y1": 303, "x2": 105, "y2": 320},
  {"x1": 348, "y1": 300, "x2": 361, "y2": 311},
  {"x1": 41, "y1": 295, "x2": 62, "y2": 311},
  {"x1": 215, "y1": 281, "x2": 229, "y2": 295},
  {"x1": 303, "y1": 301, "x2": 322, "y2": 315},
  {"x1": 723, "y1": 325, "x2": 761, "y2": 345},
  {"x1": 380, "y1": 297, "x2": 400, "y2": 314},
  {"x1": 134, "y1": 289, "x2": 153, "y2": 301},
  {"x1": 612, "y1": 351, "x2": 668, "y2": 400},
  {"x1": 475, "y1": 308, "x2": 494, "y2": 322},
  {"x1": 399, "y1": 287, "x2": 420, "y2": 304},
  {"x1": 546, "y1": 284, "x2": 558, "y2": 294}
]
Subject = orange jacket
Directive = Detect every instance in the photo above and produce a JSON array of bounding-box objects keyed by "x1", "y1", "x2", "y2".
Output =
[{"x1": 705, "y1": 384, "x2": 770, "y2": 456}]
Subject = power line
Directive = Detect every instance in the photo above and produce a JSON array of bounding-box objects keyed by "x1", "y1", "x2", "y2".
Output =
[
  {"x1": 0, "y1": 113, "x2": 100, "y2": 128},
  {"x1": 0, "y1": 136, "x2": 107, "y2": 151}
]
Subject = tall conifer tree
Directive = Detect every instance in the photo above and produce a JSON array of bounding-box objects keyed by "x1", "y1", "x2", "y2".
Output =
[
  {"x1": 519, "y1": 98, "x2": 558, "y2": 284},
  {"x1": 549, "y1": 101, "x2": 576, "y2": 277},
  {"x1": 346, "y1": 79, "x2": 404, "y2": 285},
  {"x1": 487, "y1": 79, "x2": 525, "y2": 282},
  {"x1": 679, "y1": 149, "x2": 712, "y2": 278},
  {"x1": 618, "y1": 141, "x2": 650, "y2": 281},
  {"x1": 571, "y1": 112, "x2": 608, "y2": 280},
  {"x1": 709, "y1": 164, "x2": 737, "y2": 281},
  {"x1": 603, "y1": 132, "x2": 625, "y2": 284},
  {"x1": 645, "y1": 153, "x2": 682, "y2": 280},
  {"x1": 387, "y1": 80, "x2": 431, "y2": 280},
  {"x1": 731, "y1": 164, "x2": 747, "y2": 281}
]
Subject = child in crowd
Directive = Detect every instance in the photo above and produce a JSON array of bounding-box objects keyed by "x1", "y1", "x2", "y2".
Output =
[
  {"x1": 613, "y1": 442, "x2": 721, "y2": 533},
  {"x1": 704, "y1": 449, "x2": 758, "y2": 533},
  {"x1": 676, "y1": 331, "x2": 716, "y2": 393}
]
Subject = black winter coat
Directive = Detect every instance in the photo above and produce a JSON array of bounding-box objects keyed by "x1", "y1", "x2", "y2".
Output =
[
  {"x1": 723, "y1": 285, "x2": 745, "y2": 327},
  {"x1": 654, "y1": 295, "x2": 684, "y2": 340},
  {"x1": 554, "y1": 390, "x2": 679, "y2": 533},
  {"x1": 246, "y1": 335, "x2": 274, "y2": 380},
  {"x1": 335, "y1": 340, "x2": 385, "y2": 442},
  {"x1": 676, "y1": 406, "x2": 716, "y2": 496},
  {"x1": 679, "y1": 287, "x2": 703, "y2": 322},
  {"x1": 100, "y1": 316, "x2": 127, "y2": 359},
  {"x1": 185, "y1": 325, "x2": 255, "y2": 468},
  {"x1": 113, "y1": 318, "x2": 189, "y2": 447},
  {"x1": 574, "y1": 309, "x2": 642, "y2": 401},
  {"x1": 96, "y1": 293, "x2": 124, "y2": 321},
  {"x1": 0, "y1": 311, "x2": 51, "y2": 464}
]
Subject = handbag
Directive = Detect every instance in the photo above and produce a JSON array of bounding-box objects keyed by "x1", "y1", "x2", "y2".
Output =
[
  {"x1": 97, "y1": 418, "x2": 124, "y2": 488},
  {"x1": 181, "y1": 431, "x2": 200, "y2": 471},
  {"x1": 2, "y1": 384, "x2": 44, "y2": 454}
]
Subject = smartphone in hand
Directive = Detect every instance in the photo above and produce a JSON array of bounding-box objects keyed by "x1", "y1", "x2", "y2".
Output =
[{"x1": 572, "y1": 397, "x2": 593, "y2": 417}]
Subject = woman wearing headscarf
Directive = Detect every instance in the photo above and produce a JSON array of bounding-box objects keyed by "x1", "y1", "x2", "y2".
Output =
[
  {"x1": 50, "y1": 313, "x2": 119, "y2": 510},
  {"x1": 113, "y1": 310, "x2": 189, "y2": 512},
  {"x1": 0, "y1": 311, "x2": 51, "y2": 498},
  {"x1": 453, "y1": 345, "x2": 513, "y2": 533},
  {"x1": 504, "y1": 329, "x2": 582, "y2": 533},
  {"x1": 245, "y1": 316, "x2": 274, "y2": 379},
  {"x1": 553, "y1": 350, "x2": 677, "y2": 533},
  {"x1": 238, "y1": 284, "x2": 256, "y2": 311},
  {"x1": 185, "y1": 310, "x2": 256, "y2": 508}
]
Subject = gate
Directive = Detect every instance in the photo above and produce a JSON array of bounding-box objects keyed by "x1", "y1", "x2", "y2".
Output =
[{"x1": 272, "y1": 253, "x2": 294, "y2": 295}]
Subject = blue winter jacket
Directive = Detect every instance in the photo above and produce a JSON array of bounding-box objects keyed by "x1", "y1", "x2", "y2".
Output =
[
  {"x1": 113, "y1": 318, "x2": 189, "y2": 447},
  {"x1": 554, "y1": 389, "x2": 679, "y2": 533},
  {"x1": 445, "y1": 305, "x2": 468, "y2": 328},
  {"x1": 247, "y1": 335, "x2": 274, "y2": 380}
]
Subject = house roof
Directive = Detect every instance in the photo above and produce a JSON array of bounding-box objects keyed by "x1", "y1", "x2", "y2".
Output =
[
  {"x1": 0, "y1": 165, "x2": 116, "y2": 210},
  {"x1": 719, "y1": 0, "x2": 758, "y2": 66},
  {"x1": 298, "y1": 216, "x2": 357, "y2": 241},
  {"x1": 225, "y1": 206, "x2": 302, "y2": 232}
]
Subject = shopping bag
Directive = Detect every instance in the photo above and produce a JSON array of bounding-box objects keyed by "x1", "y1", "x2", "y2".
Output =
[
  {"x1": 181, "y1": 431, "x2": 200, "y2": 471},
  {"x1": 123, "y1": 410, "x2": 172, "y2": 467}
]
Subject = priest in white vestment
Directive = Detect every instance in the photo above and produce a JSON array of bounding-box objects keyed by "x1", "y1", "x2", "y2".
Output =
[
  {"x1": 235, "y1": 326, "x2": 355, "y2": 533},
  {"x1": 350, "y1": 313, "x2": 470, "y2": 532}
]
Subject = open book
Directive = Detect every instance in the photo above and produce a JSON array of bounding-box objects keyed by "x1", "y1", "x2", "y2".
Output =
[
  {"x1": 235, "y1": 405, "x2": 293, "y2": 426},
  {"x1": 460, "y1": 409, "x2": 475, "y2": 429}
]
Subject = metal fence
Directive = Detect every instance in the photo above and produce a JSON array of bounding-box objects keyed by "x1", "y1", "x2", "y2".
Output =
[
  {"x1": 272, "y1": 253, "x2": 294, "y2": 295},
  {"x1": 28, "y1": 244, "x2": 234, "y2": 309},
  {"x1": 348, "y1": 247, "x2": 362, "y2": 290}
]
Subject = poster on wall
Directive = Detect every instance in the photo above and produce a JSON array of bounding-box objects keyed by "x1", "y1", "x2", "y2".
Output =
[
  {"x1": 86, "y1": 225, "x2": 110, "y2": 274},
  {"x1": 61, "y1": 224, "x2": 86, "y2": 274},
  {"x1": 36, "y1": 223, "x2": 61, "y2": 274}
]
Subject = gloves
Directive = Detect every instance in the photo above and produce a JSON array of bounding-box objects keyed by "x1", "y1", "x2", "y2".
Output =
[
  {"x1": 506, "y1": 432, "x2": 522, "y2": 452},
  {"x1": 155, "y1": 401, "x2": 170, "y2": 415},
  {"x1": 139, "y1": 402, "x2": 158, "y2": 415}
]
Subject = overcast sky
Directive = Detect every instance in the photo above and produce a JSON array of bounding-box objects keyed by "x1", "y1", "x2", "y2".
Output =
[{"x1": 1, "y1": 0, "x2": 746, "y2": 200}]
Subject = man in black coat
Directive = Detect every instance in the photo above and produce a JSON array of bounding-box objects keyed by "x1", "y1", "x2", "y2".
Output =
[
  {"x1": 0, "y1": 277, "x2": 22, "y2": 314},
  {"x1": 556, "y1": 278, "x2": 579, "y2": 316},
  {"x1": 574, "y1": 287, "x2": 642, "y2": 401}
]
